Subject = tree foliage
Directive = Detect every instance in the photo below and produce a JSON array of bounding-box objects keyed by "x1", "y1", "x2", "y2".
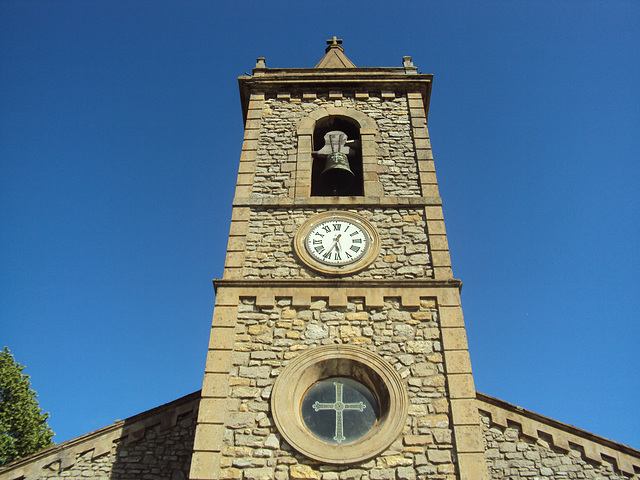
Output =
[{"x1": 0, "y1": 347, "x2": 54, "y2": 465}]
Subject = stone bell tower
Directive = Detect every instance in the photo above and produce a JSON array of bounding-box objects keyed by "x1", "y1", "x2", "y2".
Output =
[{"x1": 189, "y1": 39, "x2": 489, "y2": 480}]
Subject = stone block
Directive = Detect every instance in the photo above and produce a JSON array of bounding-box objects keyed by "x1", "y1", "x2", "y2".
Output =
[
  {"x1": 225, "y1": 411, "x2": 256, "y2": 429},
  {"x1": 427, "y1": 448, "x2": 452, "y2": 464},
  {"x1": 201, "y1": 373, "x2": 229, "y2": 398},
  {"x1": 246, "y1": 109, "x2": 262, "y2": 121},
  {"x1": 243, "y1": 128, "x2": 260, "y2": 140},
  {"x1": 431, "y1": 250, "x2": 452, "y2": 267},
  {"x1": 421, "y1": 184, "x2": 440, "y2": 197},
  {"x1": 436, "y1": 288, "x2": 461, "y2": 307},
  {"x1": 212, "y1": 306, "x2": 238, "y2": 326},
  {"x1": 214, "y1": 288, "x2": 239, "y2": 307},
  {"x1": 454, "y1": 425, "x2": 485, "y2": 453},
  {"x1": 239, "y1": 149, "x2": 257, "y2": 162},
  {"x1": 234, "y1": 185, "x2": 252, "y2": 198},
  {"x1": 193, "y1": 424, "x2": 224, "y2": 451},
  {"x1": 417, "y1": 414, "x2": 449, "y2": 429},
  {"x1": 243, "y1": 467, "x2": 275, "y2": 480},
  {"x1": 224, "y1": 251, "x2": 244, "y2": 268},
  {"x1": 220, "y1": 468, "x2": 243, "y2": 479},
  {"x1": 414, "y1": 138, "x2": 431, "y2": 150},
  {"x1": 244, "y1": 118, "x2": 261, "y2": 130},
  {"x1": 457, "y1": 452, "x2": 489, "y2": 480},
  {"x1": 444, "y1": 350, "x2": 472, "y2": 374},
  {"x1": 404, "y1": 434, "x2": 432, "y2": 446},
  {"x1": 396, "y1": 466, "x2": 416, "y2": 480},
  {"x1": 447, "y1": 374, "x2": 476, "y2": 399},
  {"x1": 189, "y1": 451, "x2": 221, "y2": 479},
  {"x1": 197, "y1": 397, "x2": 226, "y2": 424},
  {"x1": 228, "y1": 220, "x2": 248, "y2": 236},
  {"x1": 450, "y1": 399, "x2": 480, "y2": 426},
  {"x1": 441, "y1": 327, "x2": 468, "y2": 351},
  {"x1": 289, "y1": 464, "x2": 321, "y2": 479},
  {"x1": 426, "y1": 220, "x2": 446, "y2": 235},
  {"x1": 434, "y1": 266, "x2": 454, "y2": 280},
  {"x1": 231, "y1": 207, "x2": 251, "y2": 221},
  {"x1": 429, "y1": 234, "x2": 449, "y2": 251},
  {"x1": 231, "y1": 386, "x2": 261, "y2": 398},
  {"x1": 208, "y1": 327, "x2": 235, "y2": 350},
  {"x1": 205, "y1": 350, "x2": 232, "y2": 373}
]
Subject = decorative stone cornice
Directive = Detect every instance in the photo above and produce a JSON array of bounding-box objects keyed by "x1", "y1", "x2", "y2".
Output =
[
  {"x1": 0, "y1": 392, "x2": 200, "y2": 480},
  {"x1": 238, "y1": 69, "x2": 433, "y2": 125},
  {"x1": 232, "y1": 196, "x2": 443, "y2": 208},
  {"x1": 212, "y1": 278, "x2": 463, "y2": 309},
  {"x1": 476, "y1": 392, "x2": 640, "y2": 476}
]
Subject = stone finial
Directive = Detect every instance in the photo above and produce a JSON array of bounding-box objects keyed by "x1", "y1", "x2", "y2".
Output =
[
  {"x1": 403, "y1": 55, "x2": 418, "y2": 73},
  {"x1": 255, "y1": 57, "x2": 266, "y2": 69}
]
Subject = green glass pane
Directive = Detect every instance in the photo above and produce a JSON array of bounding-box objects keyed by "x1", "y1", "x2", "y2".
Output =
[{"x1": 301, "y1": 377, "x2": 378, "y2": 444}]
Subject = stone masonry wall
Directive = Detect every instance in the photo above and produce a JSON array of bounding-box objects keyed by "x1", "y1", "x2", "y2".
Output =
[
  {"x1": 253, "y1": 94, "x2": 421, "y2": 198},
  {"x1": 481, "y1": 412, "x2": 634, "y2": 479},
  {"x1": 243, "y1": 208, "x2": 431, "y2": 279},
  {"x1": 32, "y1": 406, "x2": 197, "y2": 480},
  {"x1": 218, "y1": 296, "x2": 456, "y2": 480}
]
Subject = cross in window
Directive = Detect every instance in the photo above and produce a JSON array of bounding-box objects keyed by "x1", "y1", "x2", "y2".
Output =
[{"x1": 312, "y1": 381, "x2": 366, "y2": 444}]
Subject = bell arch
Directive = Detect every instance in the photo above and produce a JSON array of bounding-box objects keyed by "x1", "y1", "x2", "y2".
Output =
[{"x1": 295, "y1": 107, "x2": 382, "y2": 198}]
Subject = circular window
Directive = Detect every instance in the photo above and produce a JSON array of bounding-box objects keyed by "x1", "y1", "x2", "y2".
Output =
[
  {"x1": 301, "y1": 377, "x2": 378, "y2": 444},
  {"x1": 271, "y1": 345, "x2": 408, "y2": 464}
]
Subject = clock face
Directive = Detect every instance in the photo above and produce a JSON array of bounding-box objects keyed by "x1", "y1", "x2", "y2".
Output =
[
  {"x1": 306, "y1": 218, "x2": 369, "y2": 266},
  {"x1": 294, "y1": 212, "x2": 380, "y2": 275}
]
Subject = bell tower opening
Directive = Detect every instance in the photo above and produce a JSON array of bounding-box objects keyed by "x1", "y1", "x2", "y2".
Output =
[{"x1": 311, "y1": 116, "x2": 363, "y2": 196}]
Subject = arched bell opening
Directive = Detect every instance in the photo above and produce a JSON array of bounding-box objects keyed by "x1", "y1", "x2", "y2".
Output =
[{"x1": 311, "y1": 116, "x2": 363, "y2": 196}]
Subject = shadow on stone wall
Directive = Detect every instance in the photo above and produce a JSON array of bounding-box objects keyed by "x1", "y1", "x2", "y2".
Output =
[{"x1": 109, "y1": 391, "x2": 199, "y2": 480}]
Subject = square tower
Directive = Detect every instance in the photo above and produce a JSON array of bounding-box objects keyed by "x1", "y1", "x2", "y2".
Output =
[{"x1": 190, "y1": 40, "x2": 488, "y2": 480}]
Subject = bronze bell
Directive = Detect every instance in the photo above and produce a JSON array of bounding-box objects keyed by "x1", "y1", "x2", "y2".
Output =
[
  {"x1": 321, "y1": 152, "x2": 355, "y2": 192},
  {"x1": 318, "y1": 131, "x2": 355, "y2": 193}
]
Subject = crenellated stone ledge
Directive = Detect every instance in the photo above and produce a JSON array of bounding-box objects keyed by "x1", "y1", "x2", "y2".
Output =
[{"x1": 212, "y1": 278, "x2": 463, "y2": 309}]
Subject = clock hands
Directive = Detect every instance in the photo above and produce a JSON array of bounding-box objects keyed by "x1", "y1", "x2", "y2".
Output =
[{"x1": 328, "y1": 234, "x2": 342, "y2": 255}]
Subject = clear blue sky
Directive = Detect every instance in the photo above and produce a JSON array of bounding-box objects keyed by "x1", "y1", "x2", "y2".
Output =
[{"x1": 1, "y1": 1, "x2": 638, "y2": 449}]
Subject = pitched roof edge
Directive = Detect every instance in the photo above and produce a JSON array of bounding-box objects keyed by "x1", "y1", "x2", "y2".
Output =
[{"x1": 477, "y1": 391, "x2": 640, "y2": 475}]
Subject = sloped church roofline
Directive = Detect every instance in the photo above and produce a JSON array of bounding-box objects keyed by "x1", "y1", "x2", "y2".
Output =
[{"x1": 2, "y1": 391, "x2": 638, "y2": 479}]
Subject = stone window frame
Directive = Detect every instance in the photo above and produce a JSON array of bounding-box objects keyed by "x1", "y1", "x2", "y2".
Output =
[
  {"x1": 271, "y1": 344, "x2": 408, "y2": 464},
  {"x1": 295, "y1": 107, "x2": 383, "y2": 198}
]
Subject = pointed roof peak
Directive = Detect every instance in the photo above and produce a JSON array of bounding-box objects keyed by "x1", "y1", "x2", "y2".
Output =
[{"x1": 315, "y1": 36, "x2": 356, "y2": 69}]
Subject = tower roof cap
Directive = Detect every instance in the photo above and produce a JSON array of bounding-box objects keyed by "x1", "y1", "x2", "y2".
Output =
[{"x1": 315, "y1": 36, "x2": 356, "y2": 68}]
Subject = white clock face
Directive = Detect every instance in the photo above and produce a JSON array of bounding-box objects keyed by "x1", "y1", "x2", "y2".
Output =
[{"x1": 306, "y1": 219, "x2": 369, "y2": 266}]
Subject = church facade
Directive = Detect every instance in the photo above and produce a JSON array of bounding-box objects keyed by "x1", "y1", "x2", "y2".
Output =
[{"x1": 1, "y1": 41, "x2": 638, "y2": 480}]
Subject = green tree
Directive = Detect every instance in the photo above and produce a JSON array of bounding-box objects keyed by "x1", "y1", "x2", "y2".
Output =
[{"x1": 0, "y1": 347, "x2": 54, "y2": 465}]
